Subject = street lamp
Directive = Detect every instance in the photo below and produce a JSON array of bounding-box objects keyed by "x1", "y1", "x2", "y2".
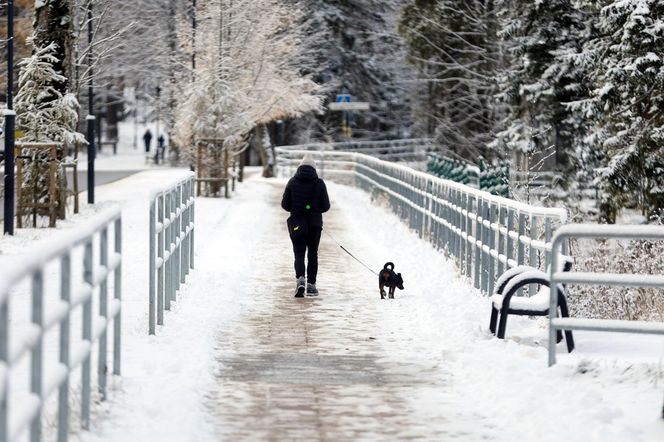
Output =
[
  {"x1": 86, "y1": 0, "x2": 96, "y2": 204},
  {"x1": 155, "y1": 85, "x2": 161, "y2": 165},
  {"x1": 4, "y1": 0, "x2": 16, "y2": 235}
]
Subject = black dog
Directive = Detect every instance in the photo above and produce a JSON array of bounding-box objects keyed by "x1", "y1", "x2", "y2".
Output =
[{"x1": 379, "y1": 262, "x2": 404, "y2": 299}]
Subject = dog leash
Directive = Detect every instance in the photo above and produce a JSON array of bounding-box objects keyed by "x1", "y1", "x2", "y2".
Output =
[{"x1": 323, "y1": 229, "x2": 378, "y2": 276}]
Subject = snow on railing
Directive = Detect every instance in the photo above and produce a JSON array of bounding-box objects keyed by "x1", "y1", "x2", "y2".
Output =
[
  {"x1": 148, "y1": 172, "x2": 196, "y2": 335},
  {"x1": 0, "y1": 206, "x2": 122, "y2": 442},
  {"x1": 548, "y1": 224, "x2": 664, "y2": 366},
  {"x1": 276, "y1": 148, "x2": 566, "y2": 295}
]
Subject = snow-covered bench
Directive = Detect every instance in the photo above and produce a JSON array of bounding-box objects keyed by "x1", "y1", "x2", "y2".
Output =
[{"x1": 489, "y1": 257, "x2": 575, "y2": 353}]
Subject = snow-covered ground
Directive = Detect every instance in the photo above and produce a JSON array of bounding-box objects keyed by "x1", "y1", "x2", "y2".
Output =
[{"x1": 2, "y1": 167, "x2": 663, "y2": 441}]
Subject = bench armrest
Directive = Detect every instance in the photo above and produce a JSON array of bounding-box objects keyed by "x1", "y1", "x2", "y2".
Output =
[
  {"x1": 500, "y1": 269, "x2": 565, "y2": 312},
  {"x1": 495, "y1": 266, "x2": 538, "y2": 295}
]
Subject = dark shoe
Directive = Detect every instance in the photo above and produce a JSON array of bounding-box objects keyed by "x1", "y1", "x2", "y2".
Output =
[
  {"x1": 306, "y1": 283, "x2": 319, "y2": 296},
  {"x1": 295, "y1": 277, "x2": 305, "y2": 298}
]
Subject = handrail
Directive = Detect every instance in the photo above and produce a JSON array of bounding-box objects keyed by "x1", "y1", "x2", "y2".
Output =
[
  {"x1": 276, "y1": 148, "x2": 566, "y2": 295},
  {"x1": 148, "y1": 172, "x2": 196, "y2": 335},
  {"x1": 548, "y1": 224, "x2": 664, "y2": 366},
  {"x1": 0, "y1": 206, "x2": 122, "y2": 442}
]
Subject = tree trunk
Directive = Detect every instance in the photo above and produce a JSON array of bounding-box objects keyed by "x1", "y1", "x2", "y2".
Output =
[
  {"x1": 31, "y1": 0, "x2": 74, "y2": 225},
  {"x1": 255, "y1": 124, "x2": 274, "y2": 178},
  {"x1": 33, "y1": 0, "x2": 74, "y2": 90}
]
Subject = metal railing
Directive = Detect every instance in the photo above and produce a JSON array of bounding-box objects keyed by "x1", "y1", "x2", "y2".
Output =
[
  {"x1": 548, "y1": 224, "x2": 664, "y2": 366},
  {"x1": 148, "y1": 172, "x2": 196, "y2": 335},
  {"x1": 277, "y1": 149, "x2": 566, "y2": 295},
  {"x1": 278, "y1": 138, "x2": 432, "y2": 162},
  {"x1": 0, "y1": 207, "x2": 122, "y2": 442}
]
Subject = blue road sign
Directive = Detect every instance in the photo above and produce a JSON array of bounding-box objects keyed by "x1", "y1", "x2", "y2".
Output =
[{"x1": 336, "y1": 94, "x2": 351, "y2": 103}]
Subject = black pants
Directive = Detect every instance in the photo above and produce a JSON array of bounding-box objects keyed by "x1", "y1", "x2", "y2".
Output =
[{"x1": 291, "y1": 227, "x2": 322, "y2": 284}]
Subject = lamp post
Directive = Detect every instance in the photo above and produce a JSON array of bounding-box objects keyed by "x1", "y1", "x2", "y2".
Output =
[
  {"x1": 155, "y1": 85, "x2": 161, "y2": 165},
  {"x1": 192, "y1": 0, "x2": 196, "y2": 70},
  {"x1": 3, "y1": 0, "x2": 16, "y2": 235},
  {"x1": 86, "y1": 0, "x2": 96, "y2": 204}
]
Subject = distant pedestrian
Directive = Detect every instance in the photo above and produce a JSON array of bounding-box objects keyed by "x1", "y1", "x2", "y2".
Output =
[
  {"x1": 143, "y1": 129, "x2": 153, "y2": 153},
  {"x1": 281, "y1": 153, "x2": 330, "y2": 297},
  {"x1": 157, "y1": 134, "x2": 165, "y2": 160}
]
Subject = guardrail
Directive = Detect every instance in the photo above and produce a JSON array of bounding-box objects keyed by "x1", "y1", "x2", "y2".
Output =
[
  {"x1": 548, "y1": 224, "x2": 664, "y2": 366},
  {"x1": 277, "y1": 149, "x2": 566, "y2": 295},
  {"x1": 0, "y1": 207, "x2": 122, "y2": 442},
  {"x1": 148, "y1": 172, "x2": 196, "y2": 335}
]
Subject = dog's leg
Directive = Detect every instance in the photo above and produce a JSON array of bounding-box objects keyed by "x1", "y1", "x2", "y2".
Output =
[
  {"x1": 389, "y1": 286, "x2": 395, "y2": 299},
  {"x1": 379, "y1": 282, "x2": 386, "y2": 299}
]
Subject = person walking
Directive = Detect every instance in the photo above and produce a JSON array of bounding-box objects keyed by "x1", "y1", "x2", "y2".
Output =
[
  {"x1": 281, "y1": 153, "x2": 330, "y2": 297},
  {"x1": 143, "y1": 129, "x2": 153, "y2": 153}
]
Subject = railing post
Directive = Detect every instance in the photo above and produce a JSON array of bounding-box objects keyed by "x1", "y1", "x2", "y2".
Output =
[
  {"x1": 529, "y1": 215, "x2": 538, "y2": 295},
  {"x1": 98, "y1": 228, "x2": 108, "y2": 400},
  {"x1": 507, "y1": 208, "x2": 515, "y2": 268},
  {"x1": 517, "y1": 212, "x2": 526, "y2": 266},
  {"x1": 149, "y1": 198, "x2": 156, "y2": 335},
  {"x1": 158, "y1": 194, "x2": 165, "y2": 324},
  {"x1": 498, "y1": 206, "x2": 507, "y2": 276},
  {"x1": 548, "y1": 235, "x2": 561, "y2": 367},
  {"x1": 545, "y1": 217, "x2": 552, "y2": 269},
  {"x1": 58, "y1": 254, "x2": 71, "y2": 442},
  {"x1": 466, "y1": 195, "x2": 473, "y2": 277},
  {"x1": 165, "y1": 191, "x2": 172, "y2": 311},
  {"x1": 481, "y1": 200, "x2": 490, "y2": 294},
  {"x1": 114, "y1": 217, "x2": 122, "y2": 376},
  {"x1": 30, "y1": 270, "x2": 44, "y2": 442},
  {"x1": 488, "y1": 203, "x2": 497, "y2": 295},
  {"x1": 82, "y1": 240, "x2": 93, "y2": 430},
  {"x1": 190, "y1": 183, "x2": 195, "y2": 269},
  {"x1": 474, "y1": 197, "x2": 482, "y2": 290}
]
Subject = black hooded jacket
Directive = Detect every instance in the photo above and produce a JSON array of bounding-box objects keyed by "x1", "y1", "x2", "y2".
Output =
[{"x1": 281, "y1": 165, "x2": 330, "y2": 229}]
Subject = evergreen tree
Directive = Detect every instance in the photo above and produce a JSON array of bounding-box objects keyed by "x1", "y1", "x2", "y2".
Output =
[
  {"x1": 582, "y1": 0, "x2": 664, "y2": 220},
  {"x1": 493, "y1": 0, "x2": 593, "y2": 190}
]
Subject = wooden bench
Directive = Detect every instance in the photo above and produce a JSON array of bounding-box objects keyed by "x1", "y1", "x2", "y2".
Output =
[{"x1": 489, "y1": 257, "x2": 575, "y2": 353}]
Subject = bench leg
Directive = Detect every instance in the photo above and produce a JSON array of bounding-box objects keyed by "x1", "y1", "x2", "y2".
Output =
[
  {"x1": 497, "y1": 309, "x2": 508, "y2": 339},
  {"x1": 558, "y1": 297, "x2": 575, "y2": 353},
  {"x1": 489, "y1": 306, "x2": 499, "y2": 334}
]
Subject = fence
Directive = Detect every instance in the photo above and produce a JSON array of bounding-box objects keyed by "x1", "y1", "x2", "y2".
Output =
[
  {"x1": 548, "y1": 224, "x2": 664, "y2": 366},
  {"x1": 277, "y1": 149, "x2": 566, "y2": 295},
  {"x1": 427, "y1": 153, "x2": 510, "y2": 198},
  {"x1": 278, "y1": 138, "x2": 432, "y2": 162},
  {"x1": 0, "y1": 207, "x2": 122, "y2": 442},
  {"x1": 148, "y1": 172, "x2": 196, "y2": 335}
]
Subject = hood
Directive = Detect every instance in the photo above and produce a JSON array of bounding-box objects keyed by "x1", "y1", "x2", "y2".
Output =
[{"x1": 295, "y1": 165, "x2": 318, "y2": 182}]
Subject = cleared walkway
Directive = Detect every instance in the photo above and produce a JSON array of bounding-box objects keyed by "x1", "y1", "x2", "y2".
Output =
[{"x1": 207, "y1": 182, "x2": 455, "y2": 440}]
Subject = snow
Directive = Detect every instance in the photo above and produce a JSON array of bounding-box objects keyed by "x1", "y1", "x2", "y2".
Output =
[
  {"x1": 3, "y1": 167, "x2": 664, "y2": 441},
  {"x1": 491, "y1": 286, "x2": 552, "y2": 311}
]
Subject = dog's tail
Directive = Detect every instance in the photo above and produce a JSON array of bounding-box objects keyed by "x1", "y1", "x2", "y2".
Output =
[{"x1": 383, "y1": 262, "x2": 395, "y2": 271}]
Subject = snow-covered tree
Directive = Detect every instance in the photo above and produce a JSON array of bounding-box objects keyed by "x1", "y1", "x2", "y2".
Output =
[
  {"x1": 579, "y1": 0, "x2": 664, "y2": 220},
  {"x1": 15, "y1": 42, "x2": 84, "y2": 144},
  {"x1": 173, "y1": 0, "x2": 322, "y2": 177},
  {"x1": 492, "y1": 0, "x2": 594, "y2": 191}
]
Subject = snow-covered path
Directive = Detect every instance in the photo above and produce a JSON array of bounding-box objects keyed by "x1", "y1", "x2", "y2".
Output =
[{"x1": 78, "y1": 172, "x2": 664, "y2": 442}]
